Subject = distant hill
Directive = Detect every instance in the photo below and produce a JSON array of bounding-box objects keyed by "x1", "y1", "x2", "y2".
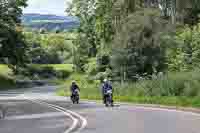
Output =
[{"x1": 22, "y1": 13, "x2": 79, "y2": 31}]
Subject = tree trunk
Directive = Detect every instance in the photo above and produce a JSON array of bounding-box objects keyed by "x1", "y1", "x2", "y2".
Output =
[{"x1": 120, "y1": 66, "x2": 124, "y2": 85}]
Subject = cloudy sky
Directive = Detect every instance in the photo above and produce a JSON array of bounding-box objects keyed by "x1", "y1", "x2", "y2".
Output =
[{"x1": 23, "y1": 0, "x2": 72, "y2": 16}]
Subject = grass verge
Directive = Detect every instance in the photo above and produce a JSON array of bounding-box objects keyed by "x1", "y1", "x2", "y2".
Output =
[
  {"x1": 0, "y1": 64, "x2": 74, "y2": 90},
  {"x1": 0, "y1": 65, "x2": 15, "y2": 90},
  {"x1": 57, "y1": 70, "x2": 200, "y2": 108}
]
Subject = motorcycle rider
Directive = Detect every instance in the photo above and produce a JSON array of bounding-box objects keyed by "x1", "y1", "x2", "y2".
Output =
[
  {"x1": 102, "y1": 79, "x2": 113, "y2": 106},
  {"x1": 70, "y1": 80, "x2": 80, "y2": 100}
]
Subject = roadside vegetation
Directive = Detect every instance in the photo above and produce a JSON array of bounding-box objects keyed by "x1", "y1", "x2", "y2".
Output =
[
  {"x1": 0, "y1": 65, "x2": 15, "y2": 90},
  {"x1": 2, "y1": 0, "x2": 200, "y2": 108},
  {"x1": 57, "y1": 65, "x2": 200, "y2": 108},
  {"x1": 56, "y1": 0, "x2": 200, "y2": 108},
  {"x1": 0, "y1": 64, "x2": 73, "y2": 90}
]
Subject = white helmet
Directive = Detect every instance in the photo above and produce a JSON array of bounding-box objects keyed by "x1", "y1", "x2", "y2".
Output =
[{"x1": 103, "y1": 79, "x2": 108, "y2": 82}]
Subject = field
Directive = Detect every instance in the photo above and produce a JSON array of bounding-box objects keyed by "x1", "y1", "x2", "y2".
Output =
[
  {"x1": 31, "y1": 64, "x2": 73, "y2": 72},
  {"x1": 0, "y1": 65, "x2": 15, "y2": 90},
  {"x1": 0, "y1": 64, "x2": 73, "y2": 90}
]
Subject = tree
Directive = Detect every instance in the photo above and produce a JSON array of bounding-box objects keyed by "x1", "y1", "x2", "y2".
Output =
[
  {"x1": 24, "y1": 32, "x2": 73, "y2": 64},
  {"x1": 0, "y1": 0, "x2": 28, "y2": 74},
  {"x1": 111, "y1": 9, "x2": 171, "y2": 81},
  {"x1": 67, "y1": 0, "x2": 99, "y2": 71},
  {"x1": 72, "y1": 33, "x2": 89, "y2": 72}
]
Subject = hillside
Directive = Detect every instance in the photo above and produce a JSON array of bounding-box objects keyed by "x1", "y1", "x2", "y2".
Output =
[{"x1": 22, "y1": 13, "x2": 79, "y2": 31}]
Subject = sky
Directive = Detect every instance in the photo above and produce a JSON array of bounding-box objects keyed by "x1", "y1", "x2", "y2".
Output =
[{"x1": 23, "y1": 0, "x2": 72, "y2": 16}]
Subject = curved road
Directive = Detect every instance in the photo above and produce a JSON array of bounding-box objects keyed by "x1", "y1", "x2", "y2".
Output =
[{"x1": 0, "y1": 86, "x2": 200, "y2": 133}]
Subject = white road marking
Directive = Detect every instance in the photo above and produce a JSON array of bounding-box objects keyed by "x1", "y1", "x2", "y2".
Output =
[
  {"x1": 84, "y1": 100, "x2": 200, "y2": 117},
  {"x1": 4, "y1": 112, "x2": 65, "y2": 120},
  {"x1": 24, "y1": 97, "x2": 79, "y2": 133},
  {"x1": 43, "y1": 102, "x2": 88, "y2": 132},
  {"x1": 23, "y1": 96, "x2": 87, "y2": 133},
  {"x1": 122, "y1": 105, "x2": 200, "y2": 117}
]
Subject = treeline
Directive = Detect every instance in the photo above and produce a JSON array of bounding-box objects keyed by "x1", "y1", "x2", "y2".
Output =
[
  {"x1": 68, "y1": 0, "x2": 200, "y2": 82},
  {"x1": 24, "y1": 32, "x2": 73, "y2": 64},
  {"x1": 0, "y1": 0, "x2": 74, "y2": 75},
  {"x1": 0, "y1": 0, "x2": 28, "y2": 74},
  {"x1": 22, "y1": 14, "x2": 79, "y2": 32}
]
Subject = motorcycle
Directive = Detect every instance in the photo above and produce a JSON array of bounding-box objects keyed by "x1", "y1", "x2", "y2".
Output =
[
  {"x1": 71, "y1": 89, "x2": 80, "y2": 104},
  {"x1": 104, "y1": 90, "x2": 113, "y2": 107}
]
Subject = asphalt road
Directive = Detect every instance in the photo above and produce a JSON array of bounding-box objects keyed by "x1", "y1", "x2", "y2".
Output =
[{"x1": 0, "y1": 86, "x2": 200, "y2": 133}]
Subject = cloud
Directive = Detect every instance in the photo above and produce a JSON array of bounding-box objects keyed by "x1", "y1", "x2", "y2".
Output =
[
  {"x1": 24, "y1": 0, "x2": 72, "y2": 15},
  {"x1": 27, "y1": 0, "x2": 48, "y2": 7},
  {"x1": 27, "y1": 0, "x2": 72, "y2": 6}
]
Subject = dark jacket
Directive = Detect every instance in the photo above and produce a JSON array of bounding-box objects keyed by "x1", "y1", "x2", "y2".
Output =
[
  {"x1": 70, "y1": 84, "x2": 80, "y2": 93},
  {"x1": 102, "y1": 82, "x2": 112, "y2": 94}
]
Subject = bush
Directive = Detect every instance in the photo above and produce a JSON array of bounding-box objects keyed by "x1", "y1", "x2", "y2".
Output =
[
  {"x1": 94, "y1": 71, "x2": 111, "y2": 82},
  {"x1": 57, "y1": 73, "x2": 101, "y2": 98},
  {"x1": 85, "y1": 58, "x2": 98, "y2": 76},
  {"x1": 168, "y1": 26, "x2": 200, "y2": 71},
  {"x1": 128, "y1": 70, "x2": 200, "y2": 97},
  {"x1": 24, "y1": 66, "x2": 55, "y2": 79},
  {"x1": 0, "y1": 76, "x2": 15, "y2": 90},
  {"x1": 105, "y1": 70, "x2": 200, "y2": 98},
  {"x1": 55, "y1": 70, "x2": 71, "y2": 79},
  {"x1": 97, "y1": 54, "x2": 110, "y2": 72},
  {"x1": 57, "y1": 69, "x2": 200, "y2": 107},
  {"x1": 111, "y1": 9, "x2": 169, "y2": 80}
]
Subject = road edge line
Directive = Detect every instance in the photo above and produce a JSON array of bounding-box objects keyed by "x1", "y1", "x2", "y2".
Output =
[
  {"x1": 35, "y1": 100, "x2": 88, "y2": 132},
  {"x1": 79, "y1": 99, "x2": 200, "y2": 116},
  {"x1": 23, "y1": 96, "x2": 78, "y2": 133}
]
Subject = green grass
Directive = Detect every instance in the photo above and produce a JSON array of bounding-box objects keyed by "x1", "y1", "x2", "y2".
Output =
[
  {"x1": 46, "y1": 64, "x2": 74, "y2": 84},
  {"x1": 0, "y1": 64, "x2": 74, "y2": 90},
  {"x1": 0, "y1": 65, "x2": 12, "y2": 76},
  {"x1": 57, "y1": 69, "x2": 200, "y2": 108},
  {"x1": 57, "y1": 72, "x2": 101, "y2": 98},
  {"x1": 0, "y1": 65, "x2": 15, "y2": 90},
  {"x1": 31, "y1": 64, "x2": 73, "y2": 72},
  {"x1": 58, "y1": 82, "x2": 200, "y2": 108}
]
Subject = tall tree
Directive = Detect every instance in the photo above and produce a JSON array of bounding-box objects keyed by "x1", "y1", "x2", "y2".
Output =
[{"x1": 0, "y1": 0, "x2": 28, "y2": 73}]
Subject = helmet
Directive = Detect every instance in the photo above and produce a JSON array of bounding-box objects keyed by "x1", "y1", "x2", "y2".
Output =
[
  {"x1": 103, "y1": 79, "x2": 108, "y2": 82},
  {"x1": 72, "y1": 80, "x2": 76, "y2": 84}
]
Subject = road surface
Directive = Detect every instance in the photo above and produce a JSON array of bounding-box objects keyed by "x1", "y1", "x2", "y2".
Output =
[{"x1": 0, "y1": 86, "x2": 200, "y2": 133}]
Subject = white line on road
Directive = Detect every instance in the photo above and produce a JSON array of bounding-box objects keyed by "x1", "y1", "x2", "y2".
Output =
[
  {"x1": 23, "y1": 96, "x2": 87, "y2": 133},
  {"x1": 24, "y1": 97, "x2": 78, "y2": 133},
  {"x1": 4, "y1": 112, "x2": 66, "y2": 120},
  {"x1": 132, "y1": 106, "x2": 200, "y2": 117},
  {"x1": 44, "y1": 102, "x2": 88, "y2": 132},
  {"x1": 85, "y1": 100, "x2": 200, "y2": 117}
]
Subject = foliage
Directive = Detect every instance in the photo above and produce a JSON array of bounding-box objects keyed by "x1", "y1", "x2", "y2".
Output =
[
  {"x1": 167, "y1": 25, "x2": 200, "y2": 71},
  {"x1": 57, "y1": 69, "x2": 200, "y2": 107},
  {"x1": 127, "y1": 70, "x2": 200, "y2": 97},
  {"x1": 0, "y1": 65, "x2": 13, "y2": 78},
  {"x1": 0, "y1": 0, "x2": 28, "y2": 73},
  {"x1": 72, "y1": 33, "x2": 89, "y2": 72},
  {"x1": 62, "y1": 0, "x2": 200, "y2": 107},
  {"x1": 24, "y1": 32, "x2": 73, "y2": 64},
  {"x1": 85, "y1": 58, "x2": 98, "y2": 76},
  {"x1": 111, "y1": 9, "x2": 171, "y2": 80},
  {"x1": 97, "y1": 53, "x2": 110, "y2": 72},
  {"x1": 19, "y1": 64, "x2": 73, "y2": 79},
  {"x1": 0, "y1": 65, "x2": 15, "y2": 89},
  {"x1": 67, "y1": 0, "x2": 115, "y2": 71},
  {"x1": 57, "y1": 72, "x2": 101, "y2": 98}
]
